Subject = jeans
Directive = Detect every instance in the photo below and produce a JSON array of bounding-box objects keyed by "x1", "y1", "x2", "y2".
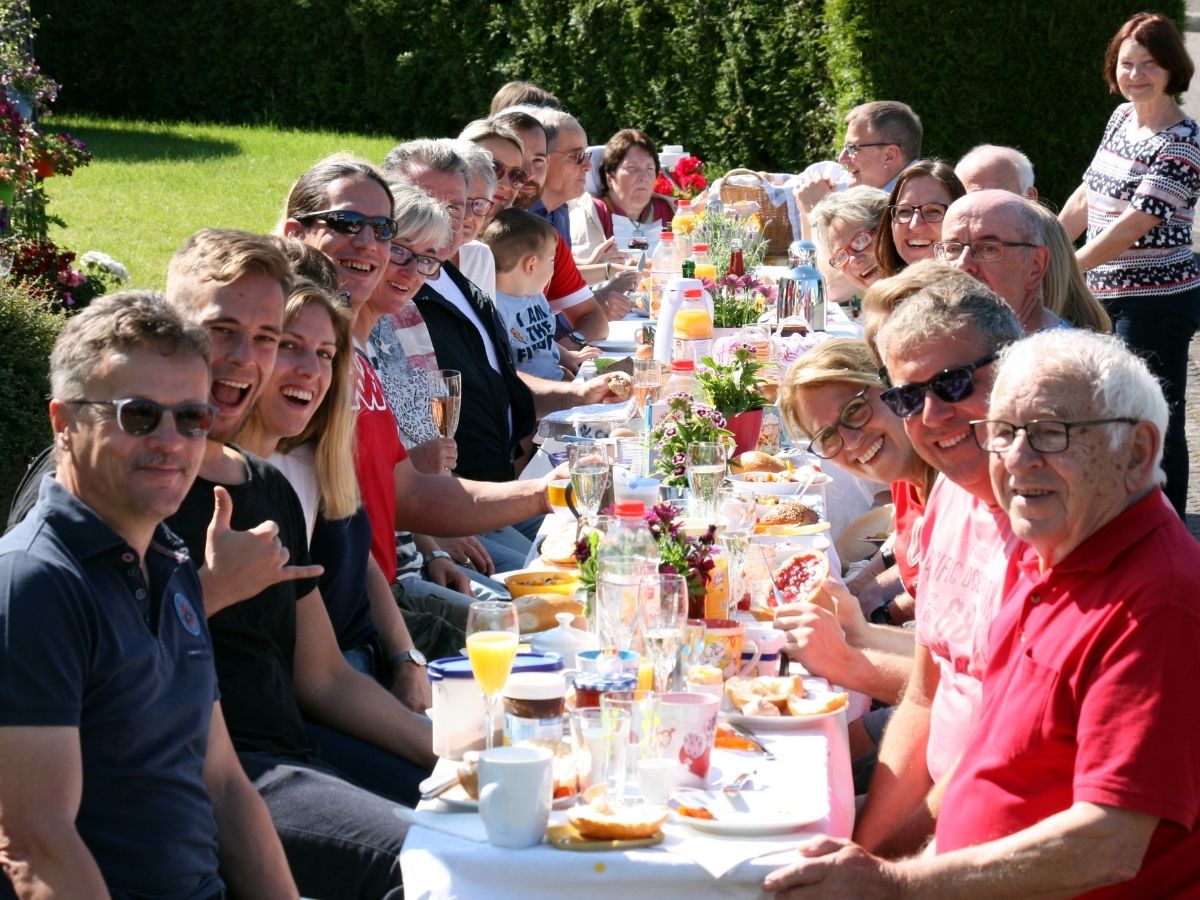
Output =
[
  {"x1": 239, "y1": 751, "x2": 408, "y2": 900},
  {"x1": 1105, "y1": 287, "x2": 1200, "y2": 516},
  {"x1": 479, "y1": 524, "x2": 535, "y2": 571}
]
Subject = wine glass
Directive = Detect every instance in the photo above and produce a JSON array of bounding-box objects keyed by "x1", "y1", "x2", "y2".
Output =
[
  {"x1": 597, "y1": 555, "x2": 645, "y2": 652},
  {"x1": 632, "y1": 358, "x2": 664, "y2": 416},
  {"x1": 465, "y1": 600, "x2": 520, "y2": 750},
  {"x1": 717, "y1": 489, "x2": 757, "y2": 617},
  {"x1": 639, "y1": 573, "x2": 687, "y2": 694},
  {"x1": 429, "y1": 369, "x2": 462, "y2": 439},
  {"x1": 687, "y1": 441, "x2": 727, "y2": 519},
  {"x1": 568, "y1": 440, "x2": 609, "y2": 522}
]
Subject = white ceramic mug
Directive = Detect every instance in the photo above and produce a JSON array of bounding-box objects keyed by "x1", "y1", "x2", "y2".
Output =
[
  {"x1": 477, "y1": 745, "x2": 553, "y2": 848},
  {"x1": 656, "y1": 691, "x2": 720, "y2": 785}
]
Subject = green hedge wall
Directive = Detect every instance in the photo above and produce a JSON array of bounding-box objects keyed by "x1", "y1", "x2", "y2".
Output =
[
  {"x1": 29, "y1": 0, "x2": 1186, "y2": 204},
  {"x1": 0, "y1": 285, "x2": 64, "y2": 512}
]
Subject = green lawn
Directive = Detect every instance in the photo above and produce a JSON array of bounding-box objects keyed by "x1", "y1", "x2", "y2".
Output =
[{"x1": 42, "y1": 115, "x2": 402, "y2": 289}]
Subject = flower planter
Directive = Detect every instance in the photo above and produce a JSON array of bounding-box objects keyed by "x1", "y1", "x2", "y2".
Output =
[
  {"x1": 33, "y1": 158, "x2": 55, "y2": 179},
  {"x1": 724, "y1": 409, "x2": 764, "y2": 456}
]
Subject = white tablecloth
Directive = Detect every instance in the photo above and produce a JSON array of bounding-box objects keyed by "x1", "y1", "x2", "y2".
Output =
[{"x1": 400, "y1": 712, "x2": 853, "y2": 899}]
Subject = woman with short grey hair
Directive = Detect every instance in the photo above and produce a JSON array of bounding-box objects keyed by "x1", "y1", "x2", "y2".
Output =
[{"x1": 809, "y1": 185, "x2": 889, "y2": 292}]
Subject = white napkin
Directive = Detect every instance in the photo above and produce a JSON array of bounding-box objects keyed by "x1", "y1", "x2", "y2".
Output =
[
  {"x1": 393, "y1": 806, "x2": 488, "y2": 843},
  {"x1": 659, "y1": 822, "x2": 812, "y2": 879}
]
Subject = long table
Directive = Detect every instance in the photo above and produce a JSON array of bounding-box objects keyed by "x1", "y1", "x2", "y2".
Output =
[{"x1": 400, "y1": 712, "x2": 853, "y2": 899}]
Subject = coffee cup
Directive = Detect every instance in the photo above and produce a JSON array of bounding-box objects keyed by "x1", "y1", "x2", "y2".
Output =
[
  {"x1": 657, "y1": 691, "x2": 720, "y2": 784},
  {"x1": 477, "y1": 745, "x2": 554, "y2": 848},
  {"x1": 698, "y1": 618, "x2": 747, "y2": 679},
  {"x1": 546, "y1": 478, "x2": 579, "y2": 518}
]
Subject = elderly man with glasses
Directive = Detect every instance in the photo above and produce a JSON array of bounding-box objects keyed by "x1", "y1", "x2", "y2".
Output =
[
  {"x1": 844, "y1": 278, "x2": 1024, "y2": 858},
  {"x1": 934, "y1": 190, "x2": 1062, "y2": 333},
  {"x1": 765, "y1": 329, "x2": 1200, "y2": 898}
]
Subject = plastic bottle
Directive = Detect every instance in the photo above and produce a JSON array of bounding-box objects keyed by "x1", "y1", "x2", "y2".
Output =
[
  {"x1": 691, "y1": 243, "x2": 717, "y2": 283},
  {"x1": 671, "y1": 199, "x2": 694, "y2": 263},
  {"x1": 660, "y1": 358, "x2": 701, "y2": 400},
  {"x1": 648, "y1": 229, "x2": 677, "y2": 316},
  {"x1": 672, "y1": 287, "x2": 714, "y2": 362},
  {"x1": 599, "y1": 501, "x2": 659, "y2": 565}
]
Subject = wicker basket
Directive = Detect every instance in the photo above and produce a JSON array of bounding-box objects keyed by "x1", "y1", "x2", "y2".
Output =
[{"x1": 718, "y1": 167, "x2": 795, "y2": 255}]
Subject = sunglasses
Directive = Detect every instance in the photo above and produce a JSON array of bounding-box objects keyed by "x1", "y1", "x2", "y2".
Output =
[
  {"x1": 65, "y1": 398, "x2": 218, "y2": 438},
  {"x1": 879, "y1": 352, "x2": 998, "y2": 418},
  {"x1": 829, "y1": 230, "x2": 874, "y2": 269},
  {"x1": 492, "y1": 160, "x2": 530, "y2": 188},
  {"x1": 389, "y1": 242, "x2": 442, "y2": 276},
  {"x1": 294, "y1": 209, "x2": 398, "y2": 241},
  {"x1": 554, "y1": 148, "x2": 591, "y2": 165},
  {"x1": 806, "y1": 386, "x2": 874, "y2": 459}
]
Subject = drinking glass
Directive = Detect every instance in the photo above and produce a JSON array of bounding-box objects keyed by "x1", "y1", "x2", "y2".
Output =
[
  {"x1": 597, "y1": 555, "x2": 645, "y2": 652},
  {"x1": 717, "y1": 489, "x2": 757, "y2": 616},
  {"x1": 639, "y1": 574, "x2": 687, "y2": 694},
  {"x1": 568, "y1": 440, "x2": 609, "y2": 522},
  {"x1": 633, "y1": 358, "x2": 665, "y2": 416},
  {"x1": 687, "y1": 441, "x2": 727, "y2": 519},
  {"x1": 602, "y1": 693, "x2": 661, "y2": 797},
  {"x1": 677, "y1": 620, "x2": 707, "y2": 686},
  {"x1": 570, "y1": 706, "x2": 631, "y2": 803},
  {"x1": 465, "y1": 600, "x2": 520, "y2": 750},
  {"x1": 429, "y1": 369, "x2": 462, "y2": 440}
]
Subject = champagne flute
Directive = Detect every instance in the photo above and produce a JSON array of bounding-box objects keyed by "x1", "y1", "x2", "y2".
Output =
[
  {"x1": 717, "y1": 489, "x2": 757, "y2": 616},
  {"x1": 687, "y1": 441, "x2": 727, "y2": 519},
  {"x1": 568, "y1": 440, "x2": 609, "y2": 522},
  {"x1": 632, "y1": 358, "x2": 664, "y2": 416},
  {"x1": 639, "y1": 573, "x2": 687, "y2": 694},
  {"x1": 465, "y1": 600, "x2": 520, "y2": 750},
  {"x1": 429, "y1": 368, "x2": 462, "y2": 439}
]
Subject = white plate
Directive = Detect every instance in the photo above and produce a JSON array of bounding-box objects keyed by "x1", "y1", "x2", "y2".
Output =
[
  {"x1": 433, "y1": 783, "x2": 578, "y2": 812},
  {"x1": 720, "y1": 705, "x2": 845, "y2": 730},
  {"x1": 670, "y1": 787, "x2": 828, "y2": 835}
]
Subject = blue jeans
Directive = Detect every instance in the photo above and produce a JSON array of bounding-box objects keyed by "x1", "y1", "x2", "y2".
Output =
[
  {"x1": 1105, "y1": 287, "x2": 1200, "y2": 516},
  {"x1": 239, "y1": 751, "x2": 410, "y2": 900}
]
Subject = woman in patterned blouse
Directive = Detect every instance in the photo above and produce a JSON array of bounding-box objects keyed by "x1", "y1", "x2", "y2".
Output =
[{"x1": 1060, "y1": 12, "x2": 1200, "y2": 516}]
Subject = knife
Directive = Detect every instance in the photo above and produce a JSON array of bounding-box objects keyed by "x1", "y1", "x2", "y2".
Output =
[
  {"x1": 419, "y1": 772, "x2": 462, "y2": 801},
  {"x1": 726, "y1": 721, "x2": 776, "y2": 761}
]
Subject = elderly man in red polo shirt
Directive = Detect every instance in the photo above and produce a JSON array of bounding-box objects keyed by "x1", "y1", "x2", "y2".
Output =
[{"x1": 764, "y1": 328, "x2": 1200, "y2": 897}]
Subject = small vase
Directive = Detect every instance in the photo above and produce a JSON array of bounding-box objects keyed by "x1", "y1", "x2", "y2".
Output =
[{"x1": 724, "y1": 409, "x2": 764, "y2": 456}]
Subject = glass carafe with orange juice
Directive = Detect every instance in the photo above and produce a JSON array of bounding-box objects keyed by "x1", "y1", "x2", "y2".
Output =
[
  {"x1": 466, "y1": 600, "x2": 520, "y2": 750},
  {"x1": 672, "y1": 288, "x2": 713, "y2": 362}
]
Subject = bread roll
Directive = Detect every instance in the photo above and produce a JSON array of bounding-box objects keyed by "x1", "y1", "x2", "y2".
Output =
[
  {"x1": 515, "y1": 593, "x2": 583, "y2": 634},
  {"x1": 567, "y1": 799, "x2": 668, "y2": 840},
  {"x1": 787, "y1": 690, "x2": 850, "y2": 717},
  {"x1": 634, "y1": 343, "x2": 654, "y2": 360},
  {"x1": 724, "y1": 675, "x2": 803, "y2": 713},
  {"x1": 757, "y1": 501, "x2": 820, "y2": 527},
  {"x1": 607, "y1": 372, "x2": 632, "y2": 399},
  {"x1": 732, "y1": 450, "x2": 787, "y2": 473}
]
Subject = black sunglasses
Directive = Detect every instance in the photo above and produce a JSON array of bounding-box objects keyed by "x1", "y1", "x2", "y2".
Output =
[
  {"x1": 65, "y1": 398, "x2": 218, "y2": 438},
  {"x1": 389, "y1": 243, "x2": 442, "y2": 276},
  {"x1": 294, "y1": 209, "x2": 398, "y2": 241},
  {"x1": 492, "y1": 160, "x2": 530, "y2": 188},
  {"x1": 879, "y1": 352, "x2": 998, "y2": 418}
]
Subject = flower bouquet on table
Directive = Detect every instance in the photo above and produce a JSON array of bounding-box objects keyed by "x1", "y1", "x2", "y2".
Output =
[
  {"x1": 693, "y1": 208, "x2": 767, "y2": 282},
  {"x1": 706, "y1": 274, "x2": 777, "y2": 328},
  {"x1": 573, "y1": 529, "x2": 601, "y2": 620},
  {"x1": 697, "y1": 344, "x2": 770, "y2": 455},
  {"x1": 644, "y1": 502, "x2": 716, "y2": 619},
  {"x1": 648, "y1": 393, "x2": 733, "y2": 488},
  {"x1": 654, "y1": 155, "x2": 708, "y2": 202}
]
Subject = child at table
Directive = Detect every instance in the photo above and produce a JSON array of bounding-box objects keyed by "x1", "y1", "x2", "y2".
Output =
[{"x1": 482, "y1": 208, "x2": 593, "y2": 380}]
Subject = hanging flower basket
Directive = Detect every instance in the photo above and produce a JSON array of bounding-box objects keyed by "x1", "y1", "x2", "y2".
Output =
[{"x1": 32, "y1": 157, "x2": 55, "y2": 179}]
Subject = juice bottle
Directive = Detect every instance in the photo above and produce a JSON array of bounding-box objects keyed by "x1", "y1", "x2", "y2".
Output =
[
  {"x1": 703, "y1": 556, "x2": 730, "y2": 619},
  {"x1": 672, "y1": 288, "x2": 713, "y2": 362},
  {"x1": 728, "y1": 238, "x2": 745, "y2": 278},
  {"x1": 671, "y1": 199, "x2": 695, "y2": 263},
  {"x1": 691, "y1": 243, "x2": 718, "y2": 283},
  {"x1": 648, "y1": 229, "x2": 677, "y2": 316},
  {"x1": 661, "y1": 358, "x2": 701, "y2": 400}
]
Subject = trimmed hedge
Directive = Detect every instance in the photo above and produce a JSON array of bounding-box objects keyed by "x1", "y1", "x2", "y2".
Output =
[
  {"x1": 0, "y1": 284, "x2": 63, "y2": 512},
  {"x1": 29, "y1": 1, "x2": 1186, "y2": 204}
]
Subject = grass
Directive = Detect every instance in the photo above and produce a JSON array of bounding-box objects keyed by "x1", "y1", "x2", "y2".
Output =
[{"x1": 42, "y1": 115, "x2": 401, "y2": 289}]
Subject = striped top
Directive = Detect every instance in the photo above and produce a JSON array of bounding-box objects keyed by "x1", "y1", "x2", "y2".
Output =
[{"x1": 1084, "y1": 103, "x2": 1200, "y2": 299}]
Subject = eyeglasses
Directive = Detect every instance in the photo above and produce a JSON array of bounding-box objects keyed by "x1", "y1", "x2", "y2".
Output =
[
  {"x1": 467, "y1": 197, "x2": 495, "y2": 217},
  {"x1": 879, "y1": 352, "x2": 998, "y2": 418},
  {"x1": 492, "y1": 160, "x2": 530, "y2": 187},
  {"x1": 840, "y1": 142, "x2": 893, "y2": 159},
  {"x1": 616, "y1": 164, "x2": 657, "y2": 180},
  {"x1": 64, "y1": 398, "x2": 218, "y2": 438},
  {"x1": 829, "y1": 230, "x2": 875, "y2": 269},
  {"x1": 554, "y1": 148, "x2": 590, "y2": 165},
  {"x1": 891, "y1": 203, "x2": 947, "y2": 224},
  {"x1": 389, "y1": 243, "x2": 442, "y2": 276},
  {"x1": 934, "y1": 240, "x2": 1039, "y2": 263},
  {"x1": 806, "y1": 387, "x2": 874, "y2": 459},
  {"x1": 970, "y1": 417, "x2": 1139, "y2": 454},
  {"x1": 294, "y1": 209, "x2": 398, "y2": 241}
]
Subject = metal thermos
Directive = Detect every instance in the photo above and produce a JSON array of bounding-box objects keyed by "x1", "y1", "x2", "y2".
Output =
[{"x1": 776, "y1": 240, "x2": 827, "y2": 331}]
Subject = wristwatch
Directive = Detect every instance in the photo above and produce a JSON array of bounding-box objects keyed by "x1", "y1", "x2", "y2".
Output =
[
  {"x1": 869, "y1": 600, "x2": 895, "y2": 626},
  {"x1": 428, "y1": 549, "x2": 453, "y2": 563},
  {"x1": 390, "y1": 649, "x2": 428, "y2": 669}
]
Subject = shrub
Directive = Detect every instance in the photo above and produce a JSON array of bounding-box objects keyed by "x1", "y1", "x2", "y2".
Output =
[
  {"x1": 823, "y1": 0, "x2": 1187, "y2": 205},
  {"x1": 0, "y1": 281, "x2": 62, "y2": 512}
]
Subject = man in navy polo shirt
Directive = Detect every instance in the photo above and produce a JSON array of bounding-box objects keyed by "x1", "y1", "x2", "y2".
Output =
[{"x1": 0, "y1": 292, "x2": 295, "y2": 898}]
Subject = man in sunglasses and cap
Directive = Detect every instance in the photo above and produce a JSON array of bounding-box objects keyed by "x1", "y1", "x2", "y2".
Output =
[
  {"x1": 0, "y1": 292, "x2": 296, "y2": 898},
  {"x1": 766, "y1": 329, "x2": 1200, "y2": 897},
  {"x1": 847, "y1": 277, "x2": 1025, "y2": 857}
]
